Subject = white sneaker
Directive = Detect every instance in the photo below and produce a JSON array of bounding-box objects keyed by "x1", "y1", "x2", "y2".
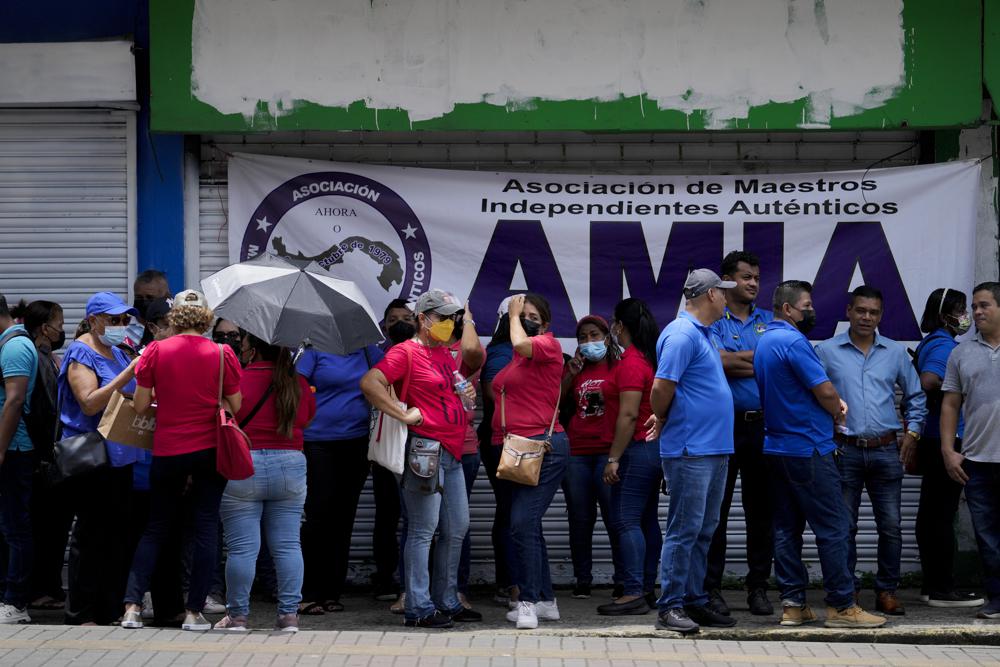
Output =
[
  {"x1": 203, "y1": 595, "x2": 227, "y2": 614},
  {"x1": 536, "y1": 599, "x2": 560, "y2": 621},
  {"x1": 182, "y1": 611, "x2": 212, "y2": 631},
  {"x1": 0, "y1": 603, "x2": 30, "y2": 624},
  {"x1": 140, "y1": 592, "x2": 154, "y2": 620},
  {"x1": 120, "y1": 610, "x2": 143, "y2": 629},
  {"x1": 510, "y1": 601, "x2": 537, "y2": 629}
]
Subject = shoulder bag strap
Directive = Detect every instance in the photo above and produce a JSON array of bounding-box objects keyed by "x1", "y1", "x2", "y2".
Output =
[
  {"x1": 239, "y1": 384, "x2": 274, "y2": 429},
  {"x1": 217, "y1": 344, "x2": 225, "y2": 410},
  {"x1": 500, "y1": 387, "x2": 507, "y2": 435},
  {"x1": 546, "y1": 401, "x2": 560, "y2": 438}
]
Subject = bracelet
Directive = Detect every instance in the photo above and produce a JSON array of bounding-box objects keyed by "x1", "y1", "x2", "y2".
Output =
[{"x1": 463, "y1": 318, "x2": 476, "y2": 326}]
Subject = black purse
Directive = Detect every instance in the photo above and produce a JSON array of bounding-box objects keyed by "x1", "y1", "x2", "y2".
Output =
[{"x1": 49, "y1": 385, "x2": 108, "y2": 484}]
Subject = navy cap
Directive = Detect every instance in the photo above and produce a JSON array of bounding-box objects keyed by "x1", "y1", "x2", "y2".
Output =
[
  {"x1": 86, "y1": 292, "x2": 139, "y2": 318},
  {"x1": 145, "y1": 297, "x2": 173, "y2": 322}
]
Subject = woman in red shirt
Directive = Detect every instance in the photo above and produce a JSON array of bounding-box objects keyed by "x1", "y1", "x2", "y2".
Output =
[
  {"x1": 559, "y1": 315, "x2": 624, "y2": 600},
  {"x1": 213, "y1": 333, "x2": 316, "y2": 632},
  {"x1": 122, "y1": 290, "x2": 243, "y2": 632},
  {"x1": 360, "y1": 289, "x2": 480, "y2": 629},
  {"x1": 493, "y1": 294, "x2": 568, "y2": 630},
  {"x1": 598, "y1": 298, "x2": 661, "y2": 616}
]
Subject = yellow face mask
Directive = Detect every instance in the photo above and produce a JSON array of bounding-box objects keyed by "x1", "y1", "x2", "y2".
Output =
[{"x1": 428, "y1": 317, "x2": 455, "y2": 342}]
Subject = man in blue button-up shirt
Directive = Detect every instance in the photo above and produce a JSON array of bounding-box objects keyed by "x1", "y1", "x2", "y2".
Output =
[
  {"x1": 704, "y1": 251, "x2": 775, "y2": 617},
  {"x1": 815, "y1": 285, "x2": 926, "y2": 617}
]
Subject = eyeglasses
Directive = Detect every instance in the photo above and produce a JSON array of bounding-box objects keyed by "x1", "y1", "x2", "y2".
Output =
[
  {"x1": 102, "y1": 314, "x2": 131, "y2": 326},
  {"x1": 213, "y1": 331, "x2": 242, "y2": 344}
]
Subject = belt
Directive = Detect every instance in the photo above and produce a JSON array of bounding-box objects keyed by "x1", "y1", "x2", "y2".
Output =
[
  {"x1": 834, "y1": 432, "x2": 897, "y2": 448},
  {"x1": 736, "y1": 410, "x2": 764, "y2": 422}
]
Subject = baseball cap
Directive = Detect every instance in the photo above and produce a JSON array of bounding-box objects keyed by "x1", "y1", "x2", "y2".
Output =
[
  {"x1": 86, "y1": 292, "x2": 139, "y2": 318},
  {"x1": 413, "y1": 289, "x2": 463, "y2": 316},
  {"x1": 145, "y1": 297, "x2": 173, "y2": 322},
  {"x1": 173, "y1": 289, "x2": 209, "y2": 309},
  {"x1": 683, "y1": 268, "x2": 737, "y2": 299}
]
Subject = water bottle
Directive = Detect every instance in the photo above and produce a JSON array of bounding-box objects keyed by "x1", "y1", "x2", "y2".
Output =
[{"x1": 453, "y1": 371, "x2": 476, "y2": 411}]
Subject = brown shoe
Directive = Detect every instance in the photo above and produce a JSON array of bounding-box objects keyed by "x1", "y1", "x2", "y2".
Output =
[
  {"x1": 824, "y1": 605, "x2": 887, "y2": 628},
  {"x1": 875, "y1": 591, "x2": 905, "y2": 616},
  {"x1": 390, "y1": 592, "x2": 405, "y2": 615},
  {"x1": 780, "y1": 604, "x2": 817, "y2": 626}
]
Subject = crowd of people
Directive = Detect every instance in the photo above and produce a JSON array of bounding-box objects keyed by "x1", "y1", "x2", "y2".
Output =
[{"x1": 0, "y1": 255, "x2": 998, "y2": 634}]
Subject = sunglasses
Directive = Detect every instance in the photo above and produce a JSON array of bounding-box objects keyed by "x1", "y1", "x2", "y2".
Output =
[
  {"x1": 102, "y1": 314, "x2": 132, "y2": 326},
  {"x1": 213, "y1": 331, "x2": 242, "y2": 344}
]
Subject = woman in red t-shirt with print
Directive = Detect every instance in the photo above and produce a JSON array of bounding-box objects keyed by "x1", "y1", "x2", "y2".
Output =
[
  {"x1": 492, "y1": 293, "x2": 568, "y2": 630},
  {"x1": 360, "y1": 289, "x2": 480, "y2": 630},
  {"x1": 559, "y1": 315, "x2": 624, "y2": 600},
  {"x1": 123, "y1": 290, "x2": 243, "y2": 632},
  {"x1": 598, "y1": 298, "x2": 662, "y2": 616}
]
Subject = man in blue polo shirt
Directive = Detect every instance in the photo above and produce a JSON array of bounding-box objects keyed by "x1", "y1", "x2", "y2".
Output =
[
  {"x1": 704, "y1": 250, "x2": 775, "y2": 617},
  {"x1": 815, "y1": 285, "x2": 926, "y2": 617},
  {"x1": 650, "y1": 268, "x2": 736, "y2": 634},
  {"x1": 754, "y1": 280, "x2": 885, "y2": 629},
  {"x1": 0, "y1": 293, "x2": 38, "y2": 624}
]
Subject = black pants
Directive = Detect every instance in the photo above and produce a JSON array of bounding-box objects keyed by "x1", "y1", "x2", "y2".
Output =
[
  {"x1": 915, "y1": 437, "x2": 965, "y2": 595},
  {"x1": 64, "y1": 464, "x2": 134, "y2": 625},
  {"x1": 124, "y1": 449, "x2": 226, "y2": 612},
  {"x1": 29, "y1": 464, "x2": 73, "y2": 602},
  {"x1": 479, "y1": 438, "x2": 512, "y2": 590},
  {"x1": 127, "y1": 489, "x2": 185, "y2": 624},
  {"x1": 705, "y1": 416, "x2": 774, "y2": 592},
  {"x1": 302, "y1": 437, "x2": 400, "y2": 601},
  {"x1": 0, "y1": 450, "x2": 34, "y2": 610}
]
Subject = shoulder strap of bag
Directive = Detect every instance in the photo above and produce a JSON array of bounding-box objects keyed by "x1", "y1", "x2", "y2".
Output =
[
  {"x1": 239, "y1": 384, "x2": 274, "y2": 429},
  {"x1": 217, "y1": 344, "x2": 225, "y2": 410}
]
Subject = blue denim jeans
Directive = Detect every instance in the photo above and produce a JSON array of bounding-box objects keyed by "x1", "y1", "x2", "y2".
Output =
[
  {"x1": 609, "y1": 441, "x2": 662, "y2": 596},
  {"x1": 767, "y1": 452, "x2": 855, "y2": 609},
  {"x1": 220, "y1": 449, "x2": 308, "y2": 617},
  {"x1": 563, "y1": 452, "x2": 624, "y2": 586},
  {"x1": 401, "y1": 448, "x2": 468, "y2": 621},
  {"x1": 509, "y1": 431, "x2": 569, "y2": 603},
  {"x1": 657, "y1": 454, "x2": 728, "y2": 610},
  {"x1": 963, "y1": 460, "x2": 1000, "y2": 601},
  {"x1": 457, "y1": 451, "x2": 480, "y2": 594},
  {"x1": 836, "y1": 443, "x2": 903, "y2": 592},
  {"x1": 0, "y1": 450, "x2": 33, "y2": 609}
]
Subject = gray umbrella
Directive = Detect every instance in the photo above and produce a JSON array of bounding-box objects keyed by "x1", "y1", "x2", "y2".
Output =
[{"x1": 201, "y1": 253, "x2": 384, "y2": 355}]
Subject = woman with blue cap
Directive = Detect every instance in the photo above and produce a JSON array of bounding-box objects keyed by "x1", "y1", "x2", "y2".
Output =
[{"x1": 58, "y1": 291, "x2": 142, "y2": 625}]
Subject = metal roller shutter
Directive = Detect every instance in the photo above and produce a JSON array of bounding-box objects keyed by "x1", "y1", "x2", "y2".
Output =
[
  {"x1": 0, "y1": 109, "x2": 134, "y2": 335},
  {"x1": 195, "y1": 130, "x2": 922, "y2": 585}
]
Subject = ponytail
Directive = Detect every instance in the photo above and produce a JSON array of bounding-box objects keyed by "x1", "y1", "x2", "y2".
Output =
[{"x1": 614, "y1": 298, "x2": 659, "y2": 369}]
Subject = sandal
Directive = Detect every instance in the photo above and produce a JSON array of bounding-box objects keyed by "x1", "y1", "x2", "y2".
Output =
[
  {"x1": 298, "y1": 601, "x2": 325, "y2": 616},
  {"x1": 29, "y1": 595, "x2": 65, "y2": 610},
  {"x1": 323, "y1": 599, "x2": 344, "y2": 612}
]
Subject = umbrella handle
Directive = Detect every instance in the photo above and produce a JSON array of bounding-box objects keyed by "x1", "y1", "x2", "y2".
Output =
[{"x1": 291, "y1": 339, "x2": 312, "y2": 367}]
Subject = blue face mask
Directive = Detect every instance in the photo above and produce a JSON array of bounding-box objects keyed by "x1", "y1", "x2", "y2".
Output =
[
  {"x1": 99, "y1": 325, "x2": 128, "y2": 347},
  {"x1": 579, "y1": 340, "x2": 607, "y2": 362}
]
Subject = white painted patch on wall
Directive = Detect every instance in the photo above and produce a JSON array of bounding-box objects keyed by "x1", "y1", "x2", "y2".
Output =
[
  {"x1": 0, "y1": 40, "x2": 136, "y2": 105},
  {"x1": 190, "y1": 0, "x2": 904, "y2": 129}
]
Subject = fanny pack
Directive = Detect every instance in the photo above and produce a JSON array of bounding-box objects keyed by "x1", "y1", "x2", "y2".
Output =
[{"x1": 401, "y1": 434, "x2": 443, "y2": 495}]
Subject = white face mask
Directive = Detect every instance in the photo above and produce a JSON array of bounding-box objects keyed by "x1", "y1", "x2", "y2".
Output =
[{"x1": 99, "y1": 325, "x2": 127, "y2": 347}]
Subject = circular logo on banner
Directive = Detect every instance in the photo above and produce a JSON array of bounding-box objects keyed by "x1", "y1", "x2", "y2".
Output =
[{"x1": 240, "y1": 171, "x2": 431, "y2": 316}]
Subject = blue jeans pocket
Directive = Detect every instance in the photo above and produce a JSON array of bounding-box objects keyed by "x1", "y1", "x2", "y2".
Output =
[{"x1": 225, "y1": 476, "x2": 257, "y2": 500}]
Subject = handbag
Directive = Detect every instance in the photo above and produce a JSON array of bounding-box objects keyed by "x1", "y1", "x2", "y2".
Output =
[
  {"x1": 400, "y1": 435, "x2": 443, "y2": 495},
  {"x1": 496, "y1": 388, "x2": 559, "y2": 486},
  {"x1": 49, "y1": 379, "x2": 109, "y2": 484},
  {"x1": 367, "y1": 345, "x2": 413, "y2": 475},
  {"x1": 215, "y1": 345, "x2": 255, "y2": 481}
]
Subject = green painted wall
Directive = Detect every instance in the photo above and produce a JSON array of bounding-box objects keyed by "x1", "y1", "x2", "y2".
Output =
[
  {"x1": 150, "y1": 0, "x2": 983, "y2": 134},
  {"x1": 986, "y1": 0, "x2": 1000, "y2": 118}
]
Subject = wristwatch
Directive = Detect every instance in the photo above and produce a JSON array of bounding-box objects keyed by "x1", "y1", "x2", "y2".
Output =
[
  {"x1": 607, "y1": 457, "x2": 619, "y2": 464},
  {"x1": 906, "y1": 430, "x2": 921, "y2": 441}
]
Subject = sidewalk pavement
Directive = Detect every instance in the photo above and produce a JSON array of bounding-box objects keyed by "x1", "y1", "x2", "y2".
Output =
[{"x1": 22, "y1": 589, "x2": 1000, "y2": 645}]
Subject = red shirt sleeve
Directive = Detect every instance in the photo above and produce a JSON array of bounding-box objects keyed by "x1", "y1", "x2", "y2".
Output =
[
  {"x1": 135, "y1": 341, "x2": 158, "y2": 388},
  {"x1": 222, "y1": 345, "x2": 242, "y2": 396},
  {"x1": 375, "y1": 342, "x2": 410, "y2": 389},
  {"x1": 529, "y1": 334, "x2": 563, "y2": 364},
  {"x1": 616, "y1": 354, "x2": 648, "y2": 392}
]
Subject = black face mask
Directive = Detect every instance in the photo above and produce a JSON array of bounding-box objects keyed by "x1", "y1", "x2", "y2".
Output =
[
  {"x1": 387, "y1": 320, "x2": 416, "y2": 344},
  {"x1": 52, "y1": 330, "x2": 67, "y2": 351},
  {"x1": 520, "y1": 317, "x2": 542, "y2": 337},
  {"x1": 794, "y1": 308, "x2": 817, "y2": 335},
  {"x1": 133, "y1": 297, "x2": 154, "y2": 321}
]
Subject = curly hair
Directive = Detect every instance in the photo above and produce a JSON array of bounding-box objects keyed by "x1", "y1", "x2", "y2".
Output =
[{"x1": 166, "y1": 305, "x2": 214, "y2": 333}]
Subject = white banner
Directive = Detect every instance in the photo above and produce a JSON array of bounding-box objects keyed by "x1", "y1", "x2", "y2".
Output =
[{"x1": 229, "y1": 154, "x2": 980, "y2": 345}]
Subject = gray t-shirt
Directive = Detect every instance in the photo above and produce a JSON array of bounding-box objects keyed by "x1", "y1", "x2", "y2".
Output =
[{"x1": 942, "y1": 333, "x2": 1000, "y2": 462}]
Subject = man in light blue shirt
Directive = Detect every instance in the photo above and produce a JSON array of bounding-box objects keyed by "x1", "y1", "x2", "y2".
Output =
[
  {"x1": 0, "y1": 294, "x2": 38, "y2": 623},
  {"x1": 815, "y1": 285, "x2": 926, "y2": 617},
  {"x1": 650, "y1": 268, "x2": 735, "y2": 635}
]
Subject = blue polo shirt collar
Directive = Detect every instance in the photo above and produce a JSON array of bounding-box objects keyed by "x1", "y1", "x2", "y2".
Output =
[
  {"x1": 723, "y1": 304, "x2": 765, "y2": 323},
  {"x1": 833, "y1": 331, "x2": 887, "y2": 353},
  {"x1": 679, "y1": 310, "x2": 711, "y2": 332}
]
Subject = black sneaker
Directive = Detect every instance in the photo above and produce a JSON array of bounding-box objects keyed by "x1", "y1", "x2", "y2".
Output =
[
  {"x1": 572, "y1": 582, "x2": 592, "y2": 599},
  {"x1": 611, "y1": 583, "x2": 625, "y2": 599},
  {"x1": 597, "y1": 596, "x2": 651, "y2": 616},
  {"x1": 706, "y1": 589, "x2": 731, "y2": 616},
  {"x1": 747, "y1": 588, "x2": 774, "y2": 616},
  {"x1": 976, "y1": 598, "x2": 1000, "y2": 619},
  {"x1": 656, "y1": 607, "x2": 700, "y2": 634},
  {"x1": 928, "y1": 591, "x2": 986, "y2": 608},
  {"x1": 450, "y1": 607, "x2": 483, "y2": 622},
  {"x1": 685, "y1": 604, "x2": 737, "y2": 628},
  {"x1": 644, "y1": 592, "x2": 657, "y2": 609},
  {"x1": 404, "y1": 611, "x2": 454, "y2": 629}
]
